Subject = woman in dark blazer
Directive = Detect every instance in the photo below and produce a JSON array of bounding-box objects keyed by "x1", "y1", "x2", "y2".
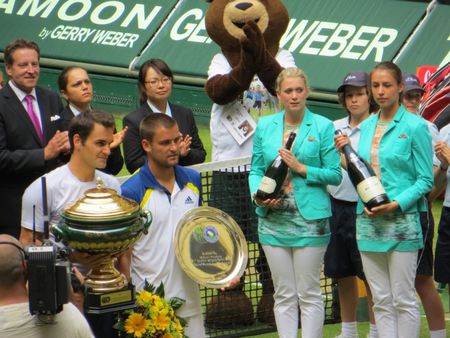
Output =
[
  {"x1": 58, "y1": 66, "x2": 125, "y2": 175},
  {"x1": 122, "y1": 59, "x2": 206, "y2": 174}
]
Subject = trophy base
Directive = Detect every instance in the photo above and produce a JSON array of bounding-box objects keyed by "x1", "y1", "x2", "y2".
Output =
[
  {"x1": 84, "y1": 283, "x2": 136, "y2": 314},
  {"x1": 84, "y1": 259, "x2": 128, "y2": 293}
]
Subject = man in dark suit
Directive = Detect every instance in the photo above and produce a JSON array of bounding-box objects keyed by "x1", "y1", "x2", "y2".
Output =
[
  {"x1": 123, "y1": 58, "x2": 206, "y2": 174},
  {"x1": 0, "y1": 39, "x2": 69, "y2": 238}
]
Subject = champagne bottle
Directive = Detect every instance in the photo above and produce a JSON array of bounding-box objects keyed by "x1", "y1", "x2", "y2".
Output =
[
  {"x1": 256, "y1": 132, "x2": 296, "y2": 200},
  {"x1": 335, "y1": 129, "x2": 389, "y2": 210}
]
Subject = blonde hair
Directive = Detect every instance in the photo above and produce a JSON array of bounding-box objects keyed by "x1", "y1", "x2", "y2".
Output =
[{"x1": 275, "y1": 67, "x2": 310, "y2": 92}]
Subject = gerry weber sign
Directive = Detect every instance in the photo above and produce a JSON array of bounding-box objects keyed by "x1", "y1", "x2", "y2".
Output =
[{"x1": 0, "y1": 0, "x2": 177, "y2": 67}]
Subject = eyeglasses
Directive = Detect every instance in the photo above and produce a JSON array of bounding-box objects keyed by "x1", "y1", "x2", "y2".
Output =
[{"x1": 144, "y1": 77, "x2": 171, "y2": 87}]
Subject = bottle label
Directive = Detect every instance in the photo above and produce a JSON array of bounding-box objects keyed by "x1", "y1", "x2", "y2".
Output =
[
  {"x1": 356, "y1": 176, "x2": 387, "y2": 203},
  {"x1": 259, "y1": 176, "x2": 277, "y2": 194},
  {"x1": 349, "y1": 153, "x2": 359, "y2": 163}
]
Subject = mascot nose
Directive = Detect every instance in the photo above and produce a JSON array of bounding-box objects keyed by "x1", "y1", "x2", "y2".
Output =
[{"x1": 235, "y1": 2, "x2": 253, "y2": 11}]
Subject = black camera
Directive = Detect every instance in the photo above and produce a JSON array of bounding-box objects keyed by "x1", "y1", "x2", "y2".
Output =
[{"x1": 26, "y1": 242, "x2": 70, "y2": 316}]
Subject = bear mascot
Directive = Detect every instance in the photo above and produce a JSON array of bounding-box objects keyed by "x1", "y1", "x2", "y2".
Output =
[{"x1": 203, "y1": 0, "x2": 296, "y2": 328}]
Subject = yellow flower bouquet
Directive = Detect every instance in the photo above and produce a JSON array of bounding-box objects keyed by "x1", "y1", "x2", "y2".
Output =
[{"x1": 115, "y1": 281, "x2": 187, "y2": 338}]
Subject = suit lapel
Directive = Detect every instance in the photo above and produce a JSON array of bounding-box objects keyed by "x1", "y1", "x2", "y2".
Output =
[
  {"x1": 35, "y1": 87, "x2": 50, "y2": 144},
  {"x1": 4, "y1": 84, "x2": 43, "y2": 145},
  {"x1": 170, "y1": 103, "x2": 179, "y2": 119},
  {"x1": 141, "y1": 102, "x2": 154, "y2": 116},
  {"x1": 292, "y1": 109, "x2": 313, "y2": 155},
  {"x1": 270, "y1": 113, "x2": 284, "y2": 152},
  {"x1": 359, "y1": 114, "x2": 378, "y2": 162},
  {"x1": 382, "y1": 106, "x2": 404, "y2": 139}
]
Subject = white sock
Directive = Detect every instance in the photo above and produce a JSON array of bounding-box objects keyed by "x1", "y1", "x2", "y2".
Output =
[
  {"x1": 341, "y1": 321, "x2": 358, "y2": 337},
  {"x1": 430, "y1": 329, "x2": 447, "y2": 338},
  {"x1": 368, "y1": 323, "x2": 378, "y2": 338}
]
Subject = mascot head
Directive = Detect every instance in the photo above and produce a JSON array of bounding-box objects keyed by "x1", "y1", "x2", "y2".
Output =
[{"x1": 205, "y1": 0, "x2": 289, "y2": 66}]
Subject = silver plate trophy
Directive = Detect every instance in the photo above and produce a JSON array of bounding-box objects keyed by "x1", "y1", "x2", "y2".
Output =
[{"x1": 174, "y1": 206, "x2": 248, "y2": 289}]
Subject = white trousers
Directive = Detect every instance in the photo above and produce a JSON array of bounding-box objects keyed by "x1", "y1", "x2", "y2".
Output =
[
  {"x1": 185, "y1": 312, "x2": 206, "y2": 338},
  {"x1": 361, "y1": 251, "x2": 420, "y2": 338},
  {"x1": 262, "y1": 245, "x2": 326, "y2": 338}
]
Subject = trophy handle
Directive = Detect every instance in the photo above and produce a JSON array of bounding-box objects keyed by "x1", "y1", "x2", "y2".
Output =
[
  {"x1": 140, "y1": 210, "x2": 152, "y2": 234},
  {"x1": 51, "y1": 223, "x2": 67, "y2": 242}
]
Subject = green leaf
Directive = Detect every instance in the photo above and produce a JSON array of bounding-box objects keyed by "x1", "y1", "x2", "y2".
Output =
[
  {"x1": 169, "y1": 297, "x2": 186, "y2": 311},
  {"x1": 143, "y1": 279, "x2": 155, "y2": 293},
  {"x1": 178, "y1": 316, "x2": 188, "y2": 327},
  {"x1": 113, "y1": 314, "x2": 125, "y2": 331},
  {"x1": 155, "y1": 282, "x2": 165, "y2": 298}
]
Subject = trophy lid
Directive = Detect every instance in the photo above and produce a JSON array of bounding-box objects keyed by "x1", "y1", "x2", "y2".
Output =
[{"x1": 63, "y1": 177, "x2": 139, "y2": 220}]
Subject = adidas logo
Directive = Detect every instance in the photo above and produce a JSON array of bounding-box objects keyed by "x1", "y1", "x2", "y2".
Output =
[{"x1": 185, "y1": 196, "x2": 194, "y2": 204}]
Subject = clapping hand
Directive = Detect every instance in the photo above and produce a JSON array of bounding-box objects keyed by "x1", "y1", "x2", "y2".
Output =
[
  {"x1": 179, "y1": 133, "x2": 192, "y2": 157},
  {"x1": 110, "y1": 126, "x2": 128, "y2": 149},
  {"x1": 44, "y1": 130, "x2": 70, "y2": 160}
]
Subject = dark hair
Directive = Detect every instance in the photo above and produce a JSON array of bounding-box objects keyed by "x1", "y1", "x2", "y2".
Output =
[
  {"x1": 137, "y1": 59, "x2": 173, "y2": 105},
  {"x1": 370, "y1": 61, "x2": 403, "y2": 103},
  {"x1": 4, "y1": 39, "x2": 40, "y2": 66},
  {"x1": 69, "y1": 110, "x2": 115, "y2": 152},
  {"x1": 58, "y1": 66, "x2": 86, "y2": 92},
  {"x1": 139, "y1": 113, "x2": 177, "y2": 142},
  {"x1": 337, "y1": 86, "x2": 379, "y2": 114}
]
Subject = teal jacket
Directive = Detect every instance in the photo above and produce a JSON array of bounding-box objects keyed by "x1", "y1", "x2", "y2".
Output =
[
  {"x1": 249, "y1": 109, "x2": 342, "y2": 220},
  {"x1": 357, "y1": 105, "x2": 433, "y2": 214}
]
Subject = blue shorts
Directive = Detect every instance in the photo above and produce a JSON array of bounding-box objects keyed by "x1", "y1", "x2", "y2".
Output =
[
  {"x1": 324, "y1": 197, "x2": 365, "y2": 279},
  {"x1": 416, "y1": 210, "x2": 434, "y2": 276},
  {"x1": 434, "y1": 206, "x2": 450, "y2": 283}
]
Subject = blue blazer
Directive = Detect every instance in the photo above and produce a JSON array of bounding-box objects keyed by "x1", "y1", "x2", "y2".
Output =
[
  {"x1": 357, "y1": 105, "x2": 433, "y2": 214},
  {"x1": 249, "y1": 109, "x2": 342, "y2": 220}
]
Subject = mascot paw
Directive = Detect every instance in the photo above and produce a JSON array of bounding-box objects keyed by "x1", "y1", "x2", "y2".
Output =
[
  {"x1": 240, "y1": 20, "x2": 266, "y2": 64},
  {"x1": 205, "y1": 289, "x2": 255, "y2": 328},
  {"x1": 256, "y1": 293, "x2": 275, "y2": 325}
]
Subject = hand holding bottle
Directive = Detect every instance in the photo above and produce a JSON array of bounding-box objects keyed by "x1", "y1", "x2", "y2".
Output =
[
  {"x1": 334, "y1": 133, "x2": 350, "y2": 169},
  {"x1": 253, "y1": 193, "x2": 282, "y2": 210},
  {"x1": 334, "y1": 129, "x2": 390, "y2": 210},
  {"x1": 255, "y1": 132, "x2": 296, "y2": 200},
  {"x1": 334, "y1": 132, "x2": 350, "y2": 151},
  {"x1": 279, "y1": 148, "x2": 307, "y2": 177},
  {"x1": 364, "y1": 201, "x2": 399, "y2": 218}
]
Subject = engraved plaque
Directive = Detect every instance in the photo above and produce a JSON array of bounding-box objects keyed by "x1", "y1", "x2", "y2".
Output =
[{"x1": 174, "y1": 206, "x2": 248, "y2": 289}]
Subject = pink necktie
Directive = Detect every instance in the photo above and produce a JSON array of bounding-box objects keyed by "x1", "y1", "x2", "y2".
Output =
[{"x1": 25, "y1": 95, "x2": 43, "y2": 142}]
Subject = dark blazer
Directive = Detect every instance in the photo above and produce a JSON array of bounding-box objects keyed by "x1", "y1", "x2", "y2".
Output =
[
  {"x1": 123, "y1": 102, "x2": 206, "y2": 174},
  {"x1": 0, "y1": 83, "x2": 65, "y2": 238},
  {"x1": 61, "y1": 106, "x2": 124, "y2": 175}
]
